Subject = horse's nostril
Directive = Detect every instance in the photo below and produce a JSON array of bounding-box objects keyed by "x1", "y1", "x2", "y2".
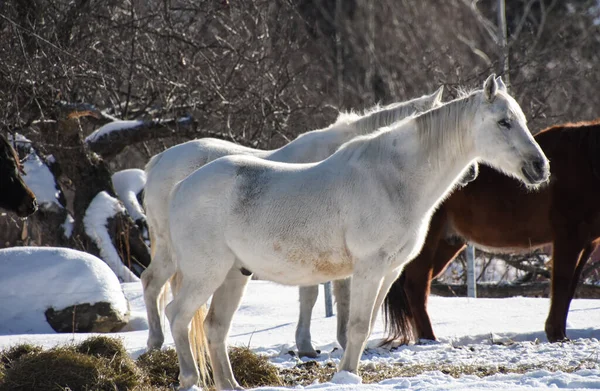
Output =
[{"x1": 532, "y1": 158, "x2": 545, "y2": 174}]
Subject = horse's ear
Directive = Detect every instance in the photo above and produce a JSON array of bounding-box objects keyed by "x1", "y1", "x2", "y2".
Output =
[
  {"x1": 495, "y1": 76, "x2": 507, "y2": 92},
  {"x1": 432, "y1": 85, "x2": 444, "y2": 106},
  {"x1": 483, "y1": 73, "x2": 498, "y2": 102}
]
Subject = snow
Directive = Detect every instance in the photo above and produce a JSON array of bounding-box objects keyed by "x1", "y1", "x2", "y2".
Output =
[
  {"x1": 0, "y1": 247, "x2": 128, "y2": 335},
  {"x1": 21, "y1": 151, "x2": 63, "y2": 210},
  {"x1": 1, "y1": 271, "x2": 600, "y2": 390},
  {"x1": 62, "y1": 213, "x2": 75, "y2": 238},
  {"x1": 85, "y1": 120, "x2": 144, "y2": 143},
  {"x1": 112, "y1": 168, "x2": 147, "y2": 222},
  {"x1": 83, "y1": 191, "x2": 139, "y2": 282}
]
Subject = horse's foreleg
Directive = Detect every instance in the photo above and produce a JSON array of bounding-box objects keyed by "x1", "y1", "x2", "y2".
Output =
[
  {"x1": 333, "y1": 278, "x2": 351, "y2": 350},
  {"x1": 335, "y1": 274, "x2": 383, "y2": 379},
  {"x1": 206, "y1": 268, "x2": 250, "y2": 391},
  {"x1": 295, "y1": 285, "x2": 319, "y2": 357},
  {"x1": 142, "y1": 237, "x2": 176, "y2": 351},
  {"x1": 545, "y1": 236, "x2": 586, "y2": 342}
]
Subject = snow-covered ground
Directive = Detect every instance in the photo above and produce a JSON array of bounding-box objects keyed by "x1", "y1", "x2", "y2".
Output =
[{"x1": 1, "y1": 265, "x2": 600, "y2": 390}]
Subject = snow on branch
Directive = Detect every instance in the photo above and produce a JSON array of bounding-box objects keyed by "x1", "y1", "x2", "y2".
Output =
[{"x1": 85, "y1": 116, "x2": 233, "y2": 159}]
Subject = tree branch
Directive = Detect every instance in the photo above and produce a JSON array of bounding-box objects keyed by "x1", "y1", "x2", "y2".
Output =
[{"x1": 86, "y1": 117, "x2": 235, "y2": 159}]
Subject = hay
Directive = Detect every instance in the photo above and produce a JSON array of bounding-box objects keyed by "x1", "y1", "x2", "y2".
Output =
[
  {"x1": 229, "y1": 346, "x2": 282, "y2": 388},
  {"x1": 0, "y1": 346, "x2": 143, "y2": 391},
  {"x1": 137, "y1": 348, "x2": 179, "y2": 388},
  {"x1": 77, "y1": 335, "x2": 128, "y2": 360},
  {"x1": 0, "y1": 344, "x2": 42, "y2": 370}
]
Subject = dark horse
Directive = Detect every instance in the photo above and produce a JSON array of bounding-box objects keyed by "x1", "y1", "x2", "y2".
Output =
[
  {"x1": 384, "y1": 119, "x2": 600, "y2": 344},
  {"x1": 0, "y1": 134, "x2": 37, "y2": 217}
]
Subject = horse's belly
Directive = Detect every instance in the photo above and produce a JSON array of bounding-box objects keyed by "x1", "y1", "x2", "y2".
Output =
[{"x1": 230, "y1": 242, "x2": 354, "y2": 286}]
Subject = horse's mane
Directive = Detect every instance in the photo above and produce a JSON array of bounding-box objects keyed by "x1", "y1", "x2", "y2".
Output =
[
  {"x1": 350, "y1": 102, "x2": 423, "y2": 136},
  {"x1": 333, "y1": 92, "x2": 439, "y2": 136},
  {"x1": 537, "y1": 119, "x2": 600, "y2": 179},
  {"x1": 414, "y1": 92, "x2": 479, "y2": 163},
  {"x1": 336, "y1": 91, "x2": 480, "y2": 165}
]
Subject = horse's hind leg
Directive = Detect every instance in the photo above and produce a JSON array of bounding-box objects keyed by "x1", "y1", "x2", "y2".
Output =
[
  {"x1": 206, "y1": 267, "x2": 251, "y2": 390},
  {"x1": 567, "y1": 243, "x2": 596, "y2": 301},
  {"x1": 545, "y1": 234, "x2": 586, "y2": 342},
  {"x1": 295, "y1": 285, "x2": 319, "y2": 357},
  {"x1": 333, "y1": 278, "x2": 351, "y2": 350},
  {"x1": 142, "y1": 235, "x2": 176, "y2": 351},
  {"x1": 166, "y1": 267, "x2": 231, "y2": 390}
]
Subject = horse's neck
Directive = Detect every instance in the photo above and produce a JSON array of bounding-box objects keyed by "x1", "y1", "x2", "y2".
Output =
[
  {"x1": 405, "y1": 103, "x2": 477, "y2": 213},
  {"x1": 363, "y1": 100, "x2": 477, "y2": 216},
  {"x1": 269, "y1": 103, "x2": 417, "y2": 163},
  {"x1": 346, "y1": 103, "x2": 416, "y2": 138},
  {"x1": 269, "y1": 125, "x2": 346, "y2": 163}
]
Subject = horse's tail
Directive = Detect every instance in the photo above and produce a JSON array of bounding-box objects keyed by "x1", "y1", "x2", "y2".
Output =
[
  {"x1": 170, "y1": 270, "x2": 211, "y2": 386},
  {"x1": 381, "y1": 272, "x2": 414, "y2": 346}
]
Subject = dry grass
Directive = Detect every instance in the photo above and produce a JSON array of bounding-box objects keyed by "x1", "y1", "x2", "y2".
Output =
[
  {"x1": 0, "y1": 337, "x2": 596, "y2": 390},
  {"x1": 137, "y1": 348, "x2": 179, "y2": 388},
  {"x1": 229, "y1": 346, "x2": 282, "y2": 388}
]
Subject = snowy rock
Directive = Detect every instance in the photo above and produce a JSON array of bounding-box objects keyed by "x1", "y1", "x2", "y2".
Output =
[
  {"x1": 45, "y1": 301, "x2": 128, "y2": 333},
  {"x1": 0, "y1": 247, "x2": 129, "y2": 334}
]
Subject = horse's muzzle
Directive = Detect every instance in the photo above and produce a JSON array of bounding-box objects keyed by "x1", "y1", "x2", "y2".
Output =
[{"x1": 521, "y1": 157, "x2": 550, "y2": 185}]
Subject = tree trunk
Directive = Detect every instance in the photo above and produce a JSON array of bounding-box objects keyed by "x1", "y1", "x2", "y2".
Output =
[{"x1": 29, "y1": 106, "x2": 150, "y2": 277}]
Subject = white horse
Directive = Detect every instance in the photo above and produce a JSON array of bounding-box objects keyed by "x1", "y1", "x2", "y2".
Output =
[
  {"x1": 166, "y1": 75, "x2": 550, "y2": 390},
  {"x1": 142, "y1": 87, "x2": 444, "y2": 352}
]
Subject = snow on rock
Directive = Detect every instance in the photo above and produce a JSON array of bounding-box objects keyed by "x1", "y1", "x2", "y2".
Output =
[
  {"x1": 0, "y1": 247, "x2": 128, "y2": 334},
  {"x1": 85, "y1": 120, "x2": 144, "y2": 143},
  {"x1": 83, "y1": 191, "x2": 139, "y2": 282},
  {"x1": 112, "y1": 169, "x2": 146, "y2": 222},
  {"x1": 21, "y1": 151, "x2": 63, "y2": 210}
]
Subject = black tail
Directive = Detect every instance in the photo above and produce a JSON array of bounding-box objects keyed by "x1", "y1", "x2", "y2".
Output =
[{"x1": 381, "y1": 272, "x2": 414, "y2": 346}]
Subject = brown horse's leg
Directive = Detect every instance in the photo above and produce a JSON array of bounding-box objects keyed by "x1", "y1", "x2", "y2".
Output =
[
  {"x1": 382, "y1": 210, "x2": 447, "y2": 344},
  {"x1": 545, "y1": 237, "x2": 587, "y2": 342},
  {"x1": 567, "y1": 243, "x2": 596, "y2": 301},
  {"x1": 408, "y1": 240, "x2": 465, "y2": 341}
]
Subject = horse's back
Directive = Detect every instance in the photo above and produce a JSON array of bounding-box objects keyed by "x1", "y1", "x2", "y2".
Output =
[
  {"x1": 144, "y1": 139, "x2": 266, "y2": 235},
  {"x1": 168, "y1": 155, "x2": 257, "y2": 250}
]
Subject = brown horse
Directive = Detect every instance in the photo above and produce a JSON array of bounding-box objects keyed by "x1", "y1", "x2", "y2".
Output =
[
  {"x1": 383, "y1": 119, "x2": 600, "y2": 344},
  {"x1": 0, "y1": 134, "x2": 37, "y2": 217}
]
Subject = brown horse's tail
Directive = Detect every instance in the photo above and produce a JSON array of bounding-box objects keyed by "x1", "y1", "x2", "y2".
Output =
[
  {"x1": 170, "y1": 271, "x2": 211, "y2": 387},
  {"x1": 382, "y1": 272, "x2": 414, "y2": 346}
]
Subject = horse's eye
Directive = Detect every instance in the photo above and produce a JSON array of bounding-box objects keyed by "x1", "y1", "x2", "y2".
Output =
[{"x1": 498, "y1": 119, "x2": 511, "y2": 129}]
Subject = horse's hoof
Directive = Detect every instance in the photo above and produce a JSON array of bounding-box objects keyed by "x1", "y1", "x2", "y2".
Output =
[
  {"x1": 547, "y1": 333, "x2": 570, "y2": 343},
  {"x1": 298, "y1": 349, "x2": 320, "y2": 358},
  {"x1": 331, "y1": 370, "x2": 362, "y2": 384},
  {"x1": 417, "y1": 338, "x2": 439, "y2": 345}
]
